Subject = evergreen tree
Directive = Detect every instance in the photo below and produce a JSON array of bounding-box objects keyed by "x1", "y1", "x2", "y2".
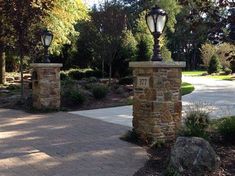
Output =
[{"x1": 208, "y1": 55, "x2": 221, "y2": 74}]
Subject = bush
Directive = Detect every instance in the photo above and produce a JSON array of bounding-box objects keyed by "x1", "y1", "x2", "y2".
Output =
[
  {"x1": 181, "y1": 109, "x2": 210, "y2": 139},
  {"x1": 64, "y1": 90, "x2": 86, "y2": 105},
  {"x1": 208, "y1": 55, "x2": 221, "y2": 74},
  {"x1": 218, "y1": 116, "x2": 235, "y2": 143},
  {"x1": 67, "y1": 69, "x2": 84, "y2": 80},
  {"x1": 66, "y1": 68, "x2": 101, "y2": 80},
  {"x1": 223, "y1": 67, "x2": 232, "y2": 75},
  {"x1": 200, "y1": 43, "x2": 217, "y2": 67},
  {"x1": 92, "y1": 84, "x2": 108, "y2": 100},
  {"x1": 119, "y1": 76, "x2": 133, "y2": 85},
  {"x1": 60, "y1": 71, "x2": 69, "y2": 80}
]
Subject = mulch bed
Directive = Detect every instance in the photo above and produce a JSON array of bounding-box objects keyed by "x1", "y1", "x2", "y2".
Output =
[
  {"x1": 134, "y1": 142, "x2": 235, "y2": 176},
  {"x1": 62, "y1": 91, "x2": 132, "y2": 111}
]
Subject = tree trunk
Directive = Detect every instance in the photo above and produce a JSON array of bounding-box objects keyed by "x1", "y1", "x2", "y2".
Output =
[
  {"x1": 0, "y1": 45, "x2": 6, "y2": 84},
  {"x1": 19, "y1": 49, "x2": 24, "y2": 100},
  {"x1": 18, "y1": 33, "x2": 24, "y2": 100},
  {"x1": 102, "y1": 59, "x2": 105, "y2": 78},
  {"x1": 109, "y1": 62, "x2": 112, "y2": 86}
]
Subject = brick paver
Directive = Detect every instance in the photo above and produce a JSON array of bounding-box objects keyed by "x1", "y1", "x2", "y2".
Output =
[{"x1": 0, "y1": 109, "x2": 147, "y2": 176}]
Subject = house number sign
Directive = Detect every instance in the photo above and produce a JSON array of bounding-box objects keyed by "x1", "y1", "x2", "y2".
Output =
[{"x1": 137, "y1": 76, "x2": 150, "y2": 88}]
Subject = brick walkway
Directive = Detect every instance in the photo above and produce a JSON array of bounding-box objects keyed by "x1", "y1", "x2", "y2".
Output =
[{"x1": 0, "y1": 109, "x2": 147, "y2": 176}]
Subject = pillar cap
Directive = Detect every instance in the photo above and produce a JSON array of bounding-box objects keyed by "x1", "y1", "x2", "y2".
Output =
[
  {"x1": 30, "y1": 63, "x2": 63, "y2": 68},
  {"x1": 129, "y1": 61, "x2": 186, "y2": 68}
]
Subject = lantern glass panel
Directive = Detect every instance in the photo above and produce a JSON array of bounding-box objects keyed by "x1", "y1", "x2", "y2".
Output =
[
  {"x1": 42, "y1": 35, "x2": 53, "y2": 47},
  {"x1": 156, "y1": 15, "x2": 166, "y2": 33},
  {"x1": 147, "y1": 15, "x2": 155, "y2": 33}
]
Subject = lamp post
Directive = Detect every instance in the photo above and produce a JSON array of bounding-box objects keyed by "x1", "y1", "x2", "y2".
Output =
[
  {"x1": 41, "y1": 29, "x2": 53, "y2": 63},
  {"x1": 146, "y1": 5, "x2": 168, "y2": 61}
]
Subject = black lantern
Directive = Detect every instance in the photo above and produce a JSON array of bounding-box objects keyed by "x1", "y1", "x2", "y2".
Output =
[
  {"x1": 41, "y1": 29, "x2": 53, "y2": 63},
  {"x1": 146, "y1": 5, "x2": 168, "y2": 61}
]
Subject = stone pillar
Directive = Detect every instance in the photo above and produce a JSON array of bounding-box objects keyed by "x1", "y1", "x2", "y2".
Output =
[
  {"x1": 129, "y1": 61, "x2": 186, "y2": 142},
  {"x1": 31, "y1": 63, "x2": 63, "y2": 110}
]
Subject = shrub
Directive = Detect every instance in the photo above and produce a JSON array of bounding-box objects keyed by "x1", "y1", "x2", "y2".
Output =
[
  {"x1": 119, "y1": 76, "x2": 133, "y2": 85},
  {"x1": 208, "y1": 55, "x2": 221, "y2": 74},
  {"x1": 92, "y1": 84, "x2": 108, "y2": 100},
  {"x1": 200, "y1": 43, "x2": 217, "y2": 67},
  {"x1": 180, "y1": 108, "x2": 210, "y2": 139},
  {"x1": 217, "y1": 43, "x2": 235, "y2": 68},
  {"x1": 160, "y1": 45, "x2": 173, "y2": 62},
  {"x1": 223, "y1": 67, "x2": 232, "y2": 75},
  {"x1": 7, "y1": 84, "x2": 20, "y2": 90},
  {"x1": 64, "y1": 90, "x2": 86, "y2": 105},
  {"x1": 60, "y1": 71, "x2": 69, "y2": 80},
  {"x1": 120, "y1": 130, "x2": 140, "y2": 144},
  {"x1": 67, "y1": 69, "x2": 83, "y2": 80},
  {"x1": 218, "y1": 116, "x2": 235, "y2": 143},
  {"x1": 66, "y1": 68, "x2": 101, "y2": 80}
]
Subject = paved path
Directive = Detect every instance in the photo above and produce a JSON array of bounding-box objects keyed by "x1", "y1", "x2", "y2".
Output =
[
  {"x1": 0, "y1": 109, "x2": 147, "y2": 176},
  {"x1": 70, "y1": 76, "x2": 235, "y2": 127}
]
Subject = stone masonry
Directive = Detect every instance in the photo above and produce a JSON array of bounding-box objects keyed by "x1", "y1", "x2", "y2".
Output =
[
  {"x1": 31, "y1": 63, "x2": 63, "y2": 110},
  {"x1": 129, "y1": 61, "x2": 186, "y2": 142}
]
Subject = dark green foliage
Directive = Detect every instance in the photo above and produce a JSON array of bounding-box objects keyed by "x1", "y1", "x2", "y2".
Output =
[
  {"x1": 66, "y1": 68, "x2": 101, "y2": 80},
  {"x1": 208, "y1": 55, "x2": 221, "y2": 74},
  {"x1": 92, "y1": 84, "x2": 108, "y2": 100},
  {"x1": 120, "y1": 130, "x2": 140, "y2": 144},
  {"x1": 136, "y1": 38, "x2": 151, "y2": 61},
  {"x1": 218, "y1": 116, "x2": 235, "y2": 143},
  {"x1": 60, "y1": 71, "x2": 69, "y2": 80},
  {"x1": 164, "y1": 166, "x2": 181, "y2": 176},
  {"x1": 119, "y1": 76, "x2": 133, "y2": 85},
  {"x1": 223, "y1": 67, "x2": 232, "y2": 75},
  {"x1": 64, "y1": 90, "x2": 86, "y2": 105},
  {"x1": 231, "y1": 61, "x2": 235, "y2": 73},
  {"x1": 6, "y1": 84, "x2": 20, "y2": 90},
  {"x1": 180, "y1": 110, "x2": 210, "y2": 139}
]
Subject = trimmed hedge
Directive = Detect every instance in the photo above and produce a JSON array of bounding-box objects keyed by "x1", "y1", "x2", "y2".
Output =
[{"x1": 61, "y1": 68, "x2": 102, "y2": 80}]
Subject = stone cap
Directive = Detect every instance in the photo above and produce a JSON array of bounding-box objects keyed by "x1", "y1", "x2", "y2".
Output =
[
  {"x1": 129, "y1": 61, "x2": 186, "y2": 68},
  {"x1": 30, "y1": 63, "x2": 63, "y2": 68}
]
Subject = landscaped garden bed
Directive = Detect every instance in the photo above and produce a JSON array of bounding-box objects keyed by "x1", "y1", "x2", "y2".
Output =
[
  {"x1": 0, "y1": 70, "x2": 195, "y2": 111},
  {"x1": 121, "y1": 107, "x2": 235, "y2": 176},
  {"x1": 134, "y1": 142, "x2": 235, "y2": 176}
]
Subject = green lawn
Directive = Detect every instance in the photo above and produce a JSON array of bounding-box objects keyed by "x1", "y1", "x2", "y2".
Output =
[
  {"x1": 182, "y1": 71, "x2": 206, "y2": 76},
  {"x1": 206, "y1": 75, "x2": 234, "y2": 81},
  {"x1": 183, "y1": 71, "x2": 234, "y2": 81},
  {"x1": 181, "y1": 82, "x2": 195, "y2": 96}
]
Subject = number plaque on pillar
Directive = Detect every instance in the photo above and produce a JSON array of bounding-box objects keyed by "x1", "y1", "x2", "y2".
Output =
[{"x1": 137, "y1": 76, "x2": 150, "y2": 89}]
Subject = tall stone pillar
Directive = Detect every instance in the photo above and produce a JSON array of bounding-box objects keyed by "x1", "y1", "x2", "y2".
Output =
[
  {"x1": 31, "y1": 63, "x2": 63, "y2": 110},
  {"x1": 129, "y1": 61, "x2": 186, "y2": 142}
]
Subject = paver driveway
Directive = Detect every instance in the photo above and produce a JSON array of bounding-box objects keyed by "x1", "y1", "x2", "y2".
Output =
[{"x1": 0, "y1": 109, "x2": 147, "y2": 176}]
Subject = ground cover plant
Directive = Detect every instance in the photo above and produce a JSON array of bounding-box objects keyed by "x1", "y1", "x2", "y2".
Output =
[{"x1": 181, "y1": 82, "x2": 194, "y2": 95}]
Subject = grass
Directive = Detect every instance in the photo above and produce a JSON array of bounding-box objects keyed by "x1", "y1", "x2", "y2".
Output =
[
  {"x1": 206, "y1": 75, "x2": 234, "y2": 81},
  {"x1": 182, "y1": 71, "x2": 206, "y2": 76},
  {"x1": 181, "y1": 82, "x2": 195, "y2": 96},
  {"x1": 183, "y1": 71, "x2": 234, "y2": 81}
]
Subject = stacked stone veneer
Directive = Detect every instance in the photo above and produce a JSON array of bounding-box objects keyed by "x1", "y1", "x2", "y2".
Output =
[
  {"x1": 31, "y1": 63, "x2": 63, "y2": 110},
  {"x1": 129, "y1": 61, "x2": 186, "y2": 142}
]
